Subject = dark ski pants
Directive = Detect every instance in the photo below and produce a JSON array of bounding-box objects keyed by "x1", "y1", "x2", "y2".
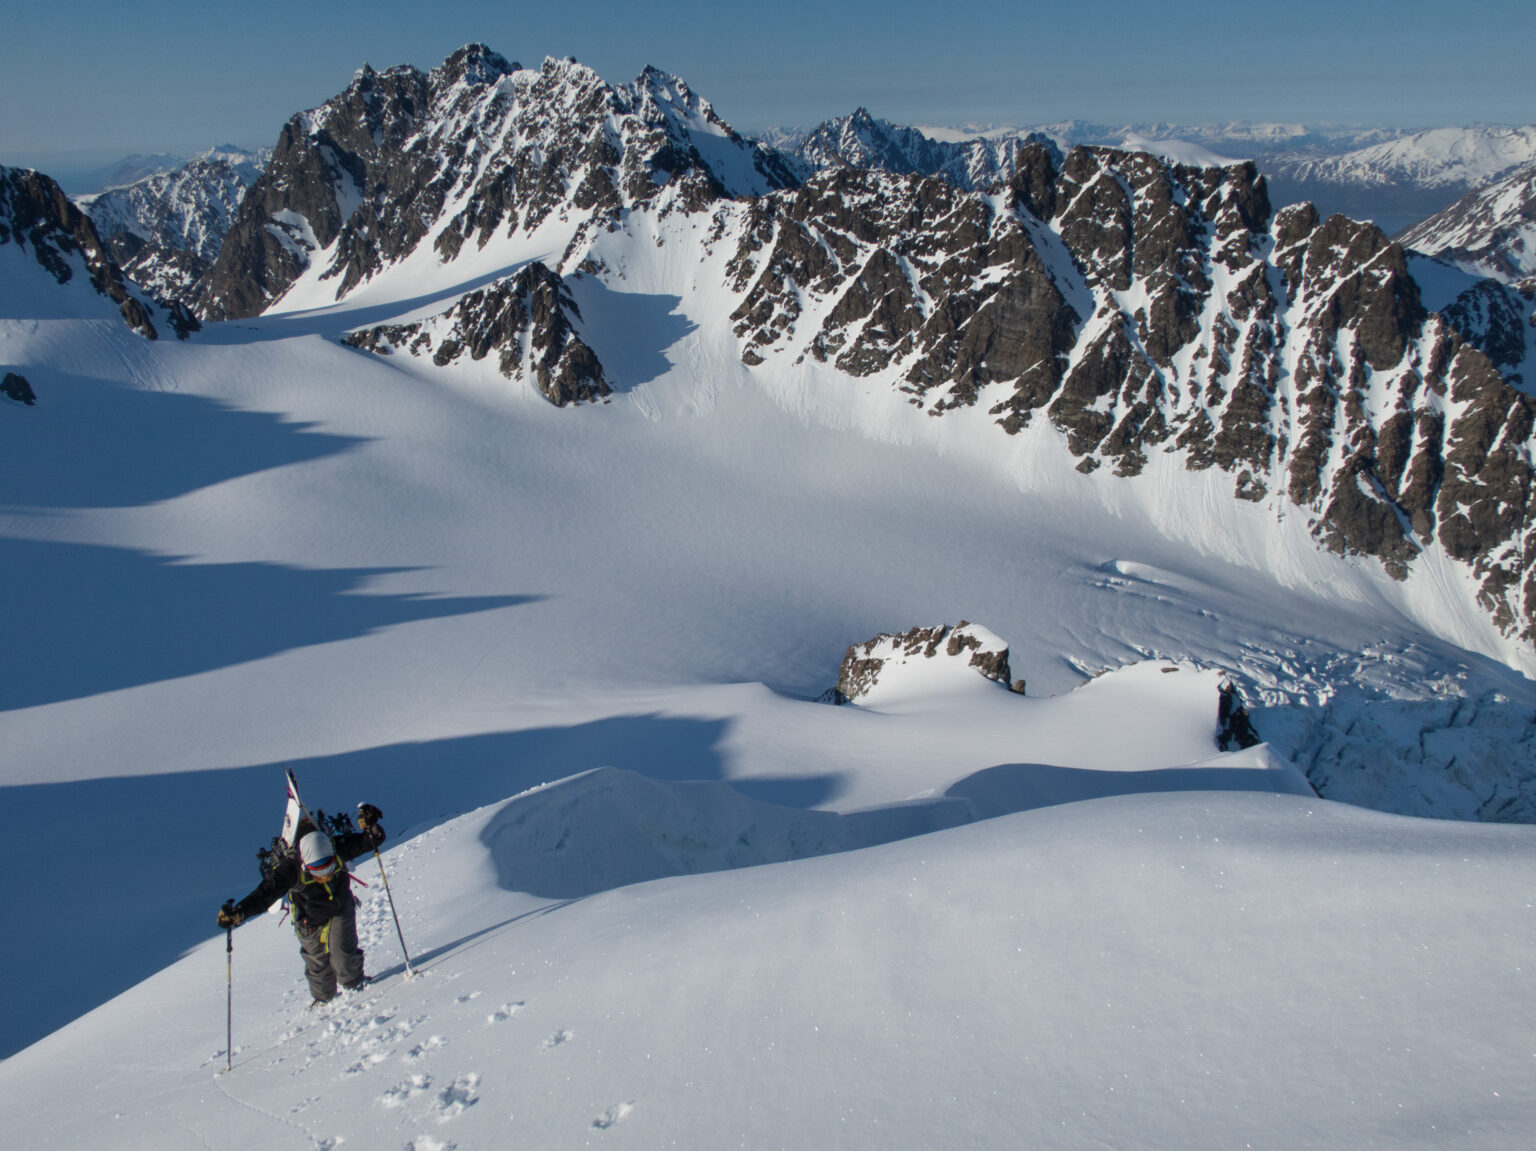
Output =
[{"x1": 298, "y1": 912, "x2": 365, "y2": 1002}]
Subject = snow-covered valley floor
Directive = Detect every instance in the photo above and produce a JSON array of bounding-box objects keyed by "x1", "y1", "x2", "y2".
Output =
[{"x1": 2, "y1": 226, "x2": 1534, "y2": 1147}]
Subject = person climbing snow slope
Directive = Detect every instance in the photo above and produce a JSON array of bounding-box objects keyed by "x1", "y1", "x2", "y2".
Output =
[{"x1": 217, "y1": 804, "x2": 385, "y2": 1006}]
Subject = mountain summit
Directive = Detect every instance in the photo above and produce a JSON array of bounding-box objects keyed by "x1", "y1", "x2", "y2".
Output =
[{"x1": 196, "y1": 46, "x2": 795, "y2": 320}]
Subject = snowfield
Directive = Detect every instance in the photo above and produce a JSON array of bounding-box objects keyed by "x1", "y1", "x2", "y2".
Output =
[
  {"x1": 3, "y1": 140, "x2": 1535, "y2": 1147},
  {"x1": 3, "y1": 775, "x2": 1532, "y2": 1150}
]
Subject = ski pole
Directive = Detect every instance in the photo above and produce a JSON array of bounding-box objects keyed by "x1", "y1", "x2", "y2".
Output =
[
  {"x1": 222, "y1": 900, "x2": 235, "y2": 1072},
  {"x1": 372, "y1": 846, "x2": 416, "y2": 977}
]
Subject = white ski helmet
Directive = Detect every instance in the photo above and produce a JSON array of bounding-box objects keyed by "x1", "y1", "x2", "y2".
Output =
[{"x1": 299, "y1": 831, "x2": 338, "y2": 879}]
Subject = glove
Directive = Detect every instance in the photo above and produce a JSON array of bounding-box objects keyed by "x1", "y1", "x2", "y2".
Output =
[
  {"x1": 357, "y1": 803, "x2": 382, "y2": 830},
  {"x1": 217, "y1": 903, "x2": 243, "y2": 929}
]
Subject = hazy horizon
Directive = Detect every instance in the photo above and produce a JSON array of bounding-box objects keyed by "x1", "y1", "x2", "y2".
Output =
[{"x1": 4, "y1": 0, "x2": 1532, "y2": 179}]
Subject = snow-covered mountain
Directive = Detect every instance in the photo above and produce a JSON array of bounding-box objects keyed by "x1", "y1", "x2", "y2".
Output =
[
  {"x1": 1275, "y1": 126, "x2": 1536, "y2": 194},
  {"x1": 1399, "y1": 161, "x2": 1536, "y2": 286},
  {"x1": 781, "y1": 117, "x2": 1536, "y2": 236},
  {"x1": 196, "y1": 46, "x2": 795, "y2": 321},
  {"x1": 1029, "y1": 123, "x2": 1536, "y2": 233},
  {"x1": 790, "y1": 107, "x2": 1059, "y2": 190},
  {"x1": 77, "y1": 146, "x2": 268, "y2": 306},
  {"x1": 1267, "y1": 125, "x2": 1536, "y2": 234},
  {"x1": 79, "y1": 146, "x2": 269, "y2": 264},
  {"x1": 721, "y1": 155, "x2": 1536, "y2": 650},
  {"x1": 836, "y1": 119, "x2": 1405, "y2": 165},
  {"x1": 1, "y1": 165, "x2": 198, "y2": 339},
  {"x1": 1020, "y1": 119, "x2": 1405, "y2": 159},
  {"x1": 60, "y1": 151, "x2": 188, "y2": 195},
  {"x1": 172, "y1": 52, "x2": 1536, "y2": 648},
  {"x1": 4, "y1": 48, "x2": 1536, "y2": 1137}
]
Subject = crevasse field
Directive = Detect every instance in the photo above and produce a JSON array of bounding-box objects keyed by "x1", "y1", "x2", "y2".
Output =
[{"x1": 1, "y1": 201, "x2": 1533, "y2": 1149}]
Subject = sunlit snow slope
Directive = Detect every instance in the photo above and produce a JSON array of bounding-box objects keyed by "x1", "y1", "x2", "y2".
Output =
[{"x1": 2, "y1": 758, "x2": 1532, "y2": 1149}]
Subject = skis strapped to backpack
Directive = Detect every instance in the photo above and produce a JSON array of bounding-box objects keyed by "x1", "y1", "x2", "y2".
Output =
[{"x1": 257, "y1": 768, "x2": 315, "y2": 880}]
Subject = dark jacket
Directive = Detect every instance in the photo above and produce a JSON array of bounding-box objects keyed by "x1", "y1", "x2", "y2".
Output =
[{"x1": 234, "y1": 822, "x2": 385, "y2": 929}]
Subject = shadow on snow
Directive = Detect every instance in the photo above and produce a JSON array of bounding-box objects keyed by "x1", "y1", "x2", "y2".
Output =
[
  {"x1": 0, "y1": 707, "x2": 1316, "y2": 1059},
  {"x1": 0, "y1": 536, "x2": 538, "y2": 711},
  {"x1": 0, "y1": 369, "x2": 367, "y2": 510},
  {"x1": 0, "y1": 715, "x2": 752, "y2": 1059}
]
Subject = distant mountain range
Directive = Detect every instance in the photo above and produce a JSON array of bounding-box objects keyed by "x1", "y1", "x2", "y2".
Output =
[
  {"x1": 1400, "y1": 161, "x2": 1536, "y2": 286},
  {"x1": 777, "y1": 116, "x2": 1536, "y2": 236}
]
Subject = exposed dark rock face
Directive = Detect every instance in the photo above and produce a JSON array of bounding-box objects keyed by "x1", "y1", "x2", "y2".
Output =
[
  {"x1": 2, "y1": 371, "x2": 37, "y2": 405},
  {"x1": 113, "y1": 239, "x2": 211, "y2": 330},
  {"x1": 829, "y1": 622, "x2": 1023, "y2": 703},
  {"x1": 0, "y1": 165, "x2": 191, "y2": 339},
  {"x1": 343, "y1": 261, "x2": 610, "y2": 406},
  {"x1": 724, "y1": 147, "x2": 1536, "y2": 638},
  {"x1": 1436, "y1": 277, "x2": 1532, "y2": 372},
  {"x1": 727, "y1": 162, "x2": 1082, "y2": 425},
  {"x1": 792, "y1": 108, "x2": 1060, "y2": 191},
  {"x1": 198, "y1": 47, "x2": 796, "y2": 321}
]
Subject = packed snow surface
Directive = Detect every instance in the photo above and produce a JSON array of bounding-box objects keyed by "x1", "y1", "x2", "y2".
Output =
[
  {"x1": 3, "y1": 157, "x2": 1535, "y2": 1148},
  {"x1": 3, "y1": 778, "x2": 1532, "y2": 1150}
]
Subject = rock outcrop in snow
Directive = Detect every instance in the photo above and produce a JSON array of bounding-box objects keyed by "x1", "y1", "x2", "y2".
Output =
[
  {"x1": 2, "y1": 370, "x2": 36, "y2": 405},
  {"x1": 1264, "y1": 125, "x2": 1536, "y2": 232},
  {"x1": 343, "y1": 261, "x2": 611, "y2": 405},
  {"x1": 790, "y1": 108, "x2": 1059, "y2": 191},
  {"x1": 829, "y1": 622, "x2": 1024, "y2": 703}
]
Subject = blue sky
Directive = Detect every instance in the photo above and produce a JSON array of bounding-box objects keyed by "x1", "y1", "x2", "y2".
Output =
[{"x1": 3, "y1": 0, "x2": 1531, "y2": 173}]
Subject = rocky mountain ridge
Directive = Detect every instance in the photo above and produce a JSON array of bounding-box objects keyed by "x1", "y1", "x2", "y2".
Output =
[
  {"x1": 1399, "y1": 162, "x2": 1536, "y2": 288},
  {"x1": 790, "y1": 108, "x2": 1059, "y2": 191},
  {"x1": 712, "y1": 148, "x2": 1536, "y2": 639},
  {"x1": 78, "y1": 147, "x2": 269, "y2": 308},
  {"x1": 778, "y1": 118, "x2": 1536, "y2": 237},
  {"x1": 342, "y1": 260, "x2": 610, "y2": 405},
  {"x1": 195, "y1": 46, "x2": 795, "y2": 321},
  {"x1": 0, "y1": 165, "x2": 196, "y2": 340}
]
